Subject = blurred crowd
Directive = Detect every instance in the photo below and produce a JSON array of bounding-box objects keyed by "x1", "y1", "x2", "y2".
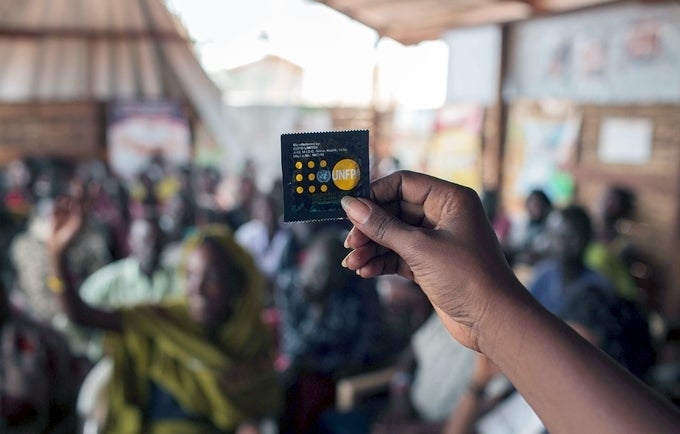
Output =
[{"x1": 0, "y1": 155, "x2": 671, "y2": 433}]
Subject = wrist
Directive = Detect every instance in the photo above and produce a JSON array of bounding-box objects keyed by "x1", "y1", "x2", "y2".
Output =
[
  {"x1": 477, "y1": 281, "x2": 550, "y2": 381},
  {"x1": 49, "y1": 253, "x2": 67, "y2": 275},
  {"x1": 475, "y1": 277, "x2": 536, "y2": 359}
]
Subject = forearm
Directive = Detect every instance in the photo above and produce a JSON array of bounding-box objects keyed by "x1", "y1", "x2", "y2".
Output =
[
  {"x1": 478, "y1": 280, "x2": 679, "y2": 434},
  {"x1": 340, "y1": 171, "x2": 680, "y2": 432},
  {"x1": 49, "y1": 254, "x2": 122, "y2": 332}
]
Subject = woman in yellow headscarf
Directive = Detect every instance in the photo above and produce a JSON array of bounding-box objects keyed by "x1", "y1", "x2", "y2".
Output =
[{"x1": 48, "y1": 197, "x2": 281, "y2": 434}]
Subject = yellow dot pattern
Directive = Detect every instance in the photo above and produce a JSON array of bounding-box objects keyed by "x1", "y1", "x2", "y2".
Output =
[{"x1": 292, "y1": 159, "x2": 335, "y2": 195}]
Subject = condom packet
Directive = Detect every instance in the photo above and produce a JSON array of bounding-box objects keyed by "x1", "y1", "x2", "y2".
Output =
[{"x1": 280, "y1": 130, "x2": 369, "y2": 222}]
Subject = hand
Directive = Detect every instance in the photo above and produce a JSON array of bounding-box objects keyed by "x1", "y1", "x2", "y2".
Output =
[
  {"x1": 47, "y1": 196, "x2": 84, "y2": 258},
  {"x1": 341, "y1": 171, "x2": 523, "y2": 352},
  {"x1": 236, "y1": 422, "x2": 260, "y2": 434}
]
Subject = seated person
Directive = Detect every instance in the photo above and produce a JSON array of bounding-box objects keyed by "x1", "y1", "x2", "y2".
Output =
[
  {"x1": 513, "y1": 189, "x2": 553, "y2": 266},
  {"x1": 372, "y1": 312, "x2": 476, "y2": 434},
  {"x1": 0, "y1": 273, "x2": 78, "y2": 434},
  {"x1": 277, "y1": 230, "x2": 392, "y2": 434},
  {"x1": 236, "y1": 193, "x2": 296, "y2": 305},
  {"x1": 159, "y1": 190, "x2": 197, "y2": 269},
  {"x1": 10, "y1": 195, "x2": 110, "y2": 341},
  {"x1": 443, "y1": 282, "x2": 655, "y2": 434},
  {"x1": 443, "y1": 354, "x2": 534, "y2": 434},
  {"x1": 529, "y1": 205, "x2": 654, "y2": 379},
  {"x1": 585, "y1": 185, "x2": 644, "y2": 302},
  {"x1": 48, "y1": 197, "x2": 281, "y2": 434},
  {"x1": 445, "y1": 205, "x2": 655, "y2": 433},
  {"x1": 76, "y1": 211, "x2": 182, "y2": 362},
  {"x1": 528, "y1": 205, "x2": 615, "y2": 316},
  {"x1": 376, "y1": 275, "x2": 431, "y2": 352},
  {"x1": 79, "y1": 212, "x2": 180, "y2": 308}
]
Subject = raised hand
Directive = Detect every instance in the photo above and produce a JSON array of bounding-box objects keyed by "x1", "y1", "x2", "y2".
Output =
[{"x1": 47, "y1": 196, "x2": 84, "y2": 257}]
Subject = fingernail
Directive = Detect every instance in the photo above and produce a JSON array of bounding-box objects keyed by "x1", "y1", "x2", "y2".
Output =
[
  {"x1": 341, "y1": 256, "x2": 348, "y2": 268},
  {"x1": 341, "y1": 196, "x2": 370, "y2": 224},
  {"x1": 344, "y1": 228, "x2": 353, "y2": 248}
]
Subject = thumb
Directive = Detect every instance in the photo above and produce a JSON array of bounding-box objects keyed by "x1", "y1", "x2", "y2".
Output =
[{"x1": 341, "y1": 196, "x2": 415, "y2": 255}]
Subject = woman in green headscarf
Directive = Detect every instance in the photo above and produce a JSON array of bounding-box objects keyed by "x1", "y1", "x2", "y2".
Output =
[{"x1": 48, "y1": 197, "x2": 281, "y2": 434}]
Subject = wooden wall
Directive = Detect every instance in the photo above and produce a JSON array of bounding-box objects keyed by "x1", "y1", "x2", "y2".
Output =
[
  {"x1": 572, "y1": 103, "x2": 680, "y2": 316},
  {"x1": 0, "y1": 102, "x2": 103, "y2": 164},
  {"x1": 498, "y1": 1, "x2": 680, "y2": 317},
  {"x1": 481, "y1": 103, "x2": 503, "y2": 190}
]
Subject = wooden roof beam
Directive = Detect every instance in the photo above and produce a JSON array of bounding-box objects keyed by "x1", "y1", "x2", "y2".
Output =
[
  {"x1": 525, "y1": 0, "x2": 621, "y2": 12},
  {"x1": 0, "y1": 28, "x2": 189, "y2": 42},
  {"x1": 377, "y1": 1, "x2": 532, "y2": 44}
]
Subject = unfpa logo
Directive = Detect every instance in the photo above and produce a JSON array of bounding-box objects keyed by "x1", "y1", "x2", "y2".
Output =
[{"x1": 332, "y1": 159, "x2": 360, "y2": 191}]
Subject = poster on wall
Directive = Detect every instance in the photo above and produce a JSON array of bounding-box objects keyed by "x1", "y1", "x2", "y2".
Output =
[
  {"x1": 505, "y1": 3, "x2": 680, "y2": 103},
  {"x1": 423, "y1": 104, "x2": 484, "y2": 192},
  {"x1": 502, "y1": 101, "x2": 581, "y2": 217},
  {"x1": 598, "y1": 117, "x2": 653, "y2": 164},
  {"x1": 107, "y1": 100, "x2": 191, "y2": 180}
]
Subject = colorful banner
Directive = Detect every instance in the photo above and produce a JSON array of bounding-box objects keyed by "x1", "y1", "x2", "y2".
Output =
[
  {"x1": 502, "y1": 101, "x2": 580, "y2": 216},
  {"x1": 107, "y1": 100, "x2": 191, "y2": 180},
  {"x1": 424, "y1": 104, "x2": 484, "y2": 192}
]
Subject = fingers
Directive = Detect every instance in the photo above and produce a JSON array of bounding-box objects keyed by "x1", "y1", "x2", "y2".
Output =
[
  {"x1": 344, "y1": 226, "x2": 370, "y2": 249},
  {"x1": 342, "y1": 246, "x2": 405, "y2": 279},
  {"x1": 341, "y1": 196, "x2": 414, "y2": 254},
  {"x1": 51, "y1": 196, "x2": 83, "y2": 234},
  {"x1": 370, "y1": 171, "x2": 471, "y2": 230},
  {"x1": 342, "y1": 236, "x2": 375, "y2": 265},
  {"x1": 340, "y1": 196, "x2": 428, "y2": 284},
  {"x1": 53, "y1": 195, "x2": 78, "y2": 214},
  {"x1": 370, "y1": 170, "x2": 427, "y2": 204},
  {"x1": 343, "y1": 226, "x2": 407, "y2": 278},
  {"x1": 53, "y1": 196, "x2": 69, "y2": 215},
  {"x1": 340, "y1": 170, "x2": 480, "y2": 281},
  {"x1": 342, "y1": 240, "x2": 389, "y2": 268}
]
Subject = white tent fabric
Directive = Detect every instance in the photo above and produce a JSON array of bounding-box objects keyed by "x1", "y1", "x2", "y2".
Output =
[{"x1": 0, "y1": 0, "x2": 239, "y2": 160}]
